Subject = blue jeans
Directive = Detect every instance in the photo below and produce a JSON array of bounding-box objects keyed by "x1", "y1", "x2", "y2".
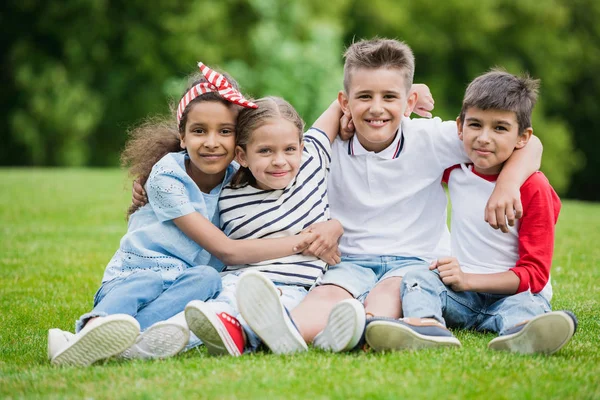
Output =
[
  {"x1": 317, "y1": 255, "x2": 430, "y2": 299},
  {"x1": 76, "y1": 266, "x2": 222, "y2": 332},
  {"x1": 401, "y1": 269, "x2": 552, "y2": 335}
]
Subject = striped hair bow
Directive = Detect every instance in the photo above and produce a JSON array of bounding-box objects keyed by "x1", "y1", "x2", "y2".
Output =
[{"x1": 177, "y1": 62, "x2": 258, "y2": 124}]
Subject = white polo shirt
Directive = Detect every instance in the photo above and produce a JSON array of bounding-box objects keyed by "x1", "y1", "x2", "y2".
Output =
[{"x1": 328, "y1": 117, "x2": 468, "y2": 260}]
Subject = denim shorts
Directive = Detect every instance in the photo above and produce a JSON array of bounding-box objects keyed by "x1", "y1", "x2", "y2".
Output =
[{"x1": 316, "y1": 255, "x2": 430, "y2": 299}]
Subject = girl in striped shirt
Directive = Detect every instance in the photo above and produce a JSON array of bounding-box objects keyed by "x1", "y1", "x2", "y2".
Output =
[{"x1": 183, "y1": 96, "x2": 345, "y2": 356}]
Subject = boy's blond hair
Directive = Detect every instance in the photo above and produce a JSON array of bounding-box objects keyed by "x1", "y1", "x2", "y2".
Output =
[
  {"x1": 343, "y1": 38, "x2": 415, "y2": 94},
  {"x1": 459, "y1": 69, "x2": 540, "y2": 135}
]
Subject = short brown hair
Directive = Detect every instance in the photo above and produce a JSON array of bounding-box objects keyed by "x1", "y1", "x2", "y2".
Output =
[
  {"x1": 343, "y1": 38, "x2": 415, "y2": 93},
  {"x1": 231, "y1": 96, "x2": 304, "y2": 188},
  {"x1": 459, "y1": 69, "x2": 540, "y2": 135}
]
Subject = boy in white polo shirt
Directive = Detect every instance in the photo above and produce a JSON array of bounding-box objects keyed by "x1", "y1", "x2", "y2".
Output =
[
  {"x1": 236, "y1": 39, "x2": 544, "y2": 354},
  {"x1": 365, "y1": 70, "x2": 577, "y2": 355}
]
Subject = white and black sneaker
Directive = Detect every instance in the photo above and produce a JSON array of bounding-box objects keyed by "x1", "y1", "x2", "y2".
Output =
[
  {"x1": 365, "y1": 317, "x2": 461, "y2": 351},
  {"x1": 313, "y1": 299, "x2": 366, "y2": 352},
  {"x1": 236, "y1": 271, "x2": 307, "y2": 354},
  {"x1": 49, "y1": 314, "x2": 140, "y2": 366},
  {"x1": 488, "y1": 310, "x2": 577, "y2": 355}
]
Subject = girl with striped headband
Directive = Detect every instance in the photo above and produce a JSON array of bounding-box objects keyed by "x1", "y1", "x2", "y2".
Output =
[{"x1": 47, "y1": 63, "x2": 325, "y2": 366}]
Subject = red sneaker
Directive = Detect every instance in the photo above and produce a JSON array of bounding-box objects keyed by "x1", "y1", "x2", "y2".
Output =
[{"x1": 185, "y1": 300, "x2": 245, "y2": 356}]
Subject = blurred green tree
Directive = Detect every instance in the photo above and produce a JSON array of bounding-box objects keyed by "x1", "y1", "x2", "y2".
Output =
[{"x1": 2, "y1": 0, "x2": 597, "y2": 199}]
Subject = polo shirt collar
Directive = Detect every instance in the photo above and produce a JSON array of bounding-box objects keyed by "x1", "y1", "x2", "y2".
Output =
[{"x1": 347, "y1": 127, "x2": 404, "y2": 159}]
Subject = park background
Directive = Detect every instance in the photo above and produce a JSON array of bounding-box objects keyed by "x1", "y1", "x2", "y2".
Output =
[
  {"x1": 2, "y1": 1, "x2": 600, "y2": 399},
  {"x1": 2, "y1": 0, "x2": 600, "y2": 199}
]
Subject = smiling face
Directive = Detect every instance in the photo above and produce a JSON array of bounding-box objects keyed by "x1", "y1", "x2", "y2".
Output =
[
  {"x1": 180, "y1": 101, "x2": 237, "y2": 191},
  {"x1": 339, "y1": 67, "x2": 416, "y2": 153},
  {"x1": 458, "y1": 107, "x2": 532, "y2": 175},
  {"x1": 236, "y1": 118, "x2": 303, "y2": 190}
]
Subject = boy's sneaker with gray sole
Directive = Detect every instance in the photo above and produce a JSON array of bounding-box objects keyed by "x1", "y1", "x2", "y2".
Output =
[
  {"x1": 366, "y1": 317, "x2": 461, "y2": 351},
  {"x1": 236, "y1": 271, "x2": 307, "y2": 354},
  {"x1": 488, "y1": 310, "x2": 577, "y2": 355},
  {"x1": 313, "y1": 298, "x2": 366, "y2": 352}
]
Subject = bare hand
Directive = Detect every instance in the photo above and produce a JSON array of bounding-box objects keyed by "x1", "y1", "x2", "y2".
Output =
[
  {"x1": 339, "y1": 112, "x2": 355, "y2": 141},
  {"x1": 430, "y1": 257, "x2": 469, "y2": 292},
  {"x1": 485, "y1": 182, "x2": 523, "y2": 233},
  {"x1": 408, "y1": 84, "x2": 434, "y2": 118},
  {"x1": 132, "y1": 179, "x2": 148, "y2": 208},
  {"x1": 292, "y1": 231, "x2": 319, "y2": 254},
  {"x1": 301, "y1": 220, "x2": 343, "y2": 265}
]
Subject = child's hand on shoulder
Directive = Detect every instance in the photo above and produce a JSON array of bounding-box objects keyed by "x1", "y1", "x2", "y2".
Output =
[
  {"x1": 409, "y1": 84, "x2": 435, "y2": 118},
  {"x1": 430, "y1": 257, "x2": 470, "y2": 292},
  {"x1": 132, "y1": 179, "x2": 148, "y2": 207},
  {"x1": 486, "y1": 182, "x2": 523, "y2": 233},
  {"x1": 339, "y1": 112, "x2": 355, "y2": 141}
]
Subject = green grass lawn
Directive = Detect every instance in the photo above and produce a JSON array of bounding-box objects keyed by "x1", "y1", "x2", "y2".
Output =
[{"x1": 1, "y1": 168, "x2": 599, "y2": 399}]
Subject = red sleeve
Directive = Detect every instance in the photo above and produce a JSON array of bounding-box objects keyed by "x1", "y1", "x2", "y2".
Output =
[
  {"x1": 442, "y1": 165, "x2": 461, "y2": 184},
  {"x1": 511, "y1": 172, "x2": 561, "y2": 293}
]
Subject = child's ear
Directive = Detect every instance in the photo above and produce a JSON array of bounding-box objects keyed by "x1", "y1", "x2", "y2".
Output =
[
  {"x1": 515, "y1": 127, "x2": 533, "y2": 149},
  {"x1": 179, "y1": 134, "x2": 186, "y2": 150},
  {"x1": 338, "y1": 90, "x2": 350, "y2": 114},
  {"x1": 456, "y1": 117, "x2": 464, "y2": 141},
  {"x1": 235, "y1": 146, "x2": 248, "y2": 167},
  {"x1": 403, "y1": 90, "x2": 418, "y2": 117}
]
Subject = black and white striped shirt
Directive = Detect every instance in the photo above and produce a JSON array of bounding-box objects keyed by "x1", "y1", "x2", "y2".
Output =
[{"x1": 219, "y1": 128, "x2": 332, "y2": 287}]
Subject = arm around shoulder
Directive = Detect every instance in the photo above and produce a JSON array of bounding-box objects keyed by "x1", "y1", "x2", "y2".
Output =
[{"x1": 311, "y1": 100, "x2": 343, "y2": 144}]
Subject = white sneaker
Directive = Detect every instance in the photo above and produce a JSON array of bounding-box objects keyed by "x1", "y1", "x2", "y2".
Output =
[
  {"x1": 313, "y1": 299, "x2": 365, "y2": 352},
  {"x1": 119, "y1": 321, "x2": 189, "y2": 360},
  {"x1": 488, "y1": 311, "x2": 577, "y2": 355},
  {"x1": 49, "y1": 314, "x2": 140, "y2": 366},
  {"x1": 236, "y1": 271, "x2": 307, "y2": 354}
]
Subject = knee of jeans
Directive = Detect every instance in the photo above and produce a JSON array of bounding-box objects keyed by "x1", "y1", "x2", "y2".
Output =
[
  {"x1": 185, "y1": 265, "x2": 222, "y2": 287},
  {"x1": 128, "y1": 270, "x2": 163, "y2": 291},
  {"x1": 401, "y1": 269, "x2": 435, "y2": 294}
]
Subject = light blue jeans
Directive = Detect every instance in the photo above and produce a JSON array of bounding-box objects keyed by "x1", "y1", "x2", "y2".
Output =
[
  {"x1": 317, "y1": 255, "x2": 430, "y2": 299},
  {"x1": 401, "y1": 269, "x2": 552, "y2": 335},
  {"x1": 76, "y1": 266, "x2": 222, "y2": 332}
]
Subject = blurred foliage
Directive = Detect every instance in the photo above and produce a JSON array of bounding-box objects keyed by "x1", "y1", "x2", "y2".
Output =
[{"x1": 1, "y1": 0, "x2": 598, "y2": 198}]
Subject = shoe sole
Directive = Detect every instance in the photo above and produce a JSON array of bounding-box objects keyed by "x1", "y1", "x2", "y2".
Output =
[
  {"x1": 236, "y1": 271, "x2": 307, "y2": 354},
  {"x1": 488, "y1": 311, "x2": 575, "y2": 355},
  {"x1": 51, "y1": 315, "x2": 140, "y2": 366},
  {"x1": 121, "y1": 321, "x2": 189, "y2": 360},
  {"x1": 313, "y1": 299, "x2": 365, "y2": 352},
  {"x1": 185, "y1": 301, "x2": 241, "y2": 357},
  {"x1": 366, "y1": 320, "x2": 461, "y2": 351}
]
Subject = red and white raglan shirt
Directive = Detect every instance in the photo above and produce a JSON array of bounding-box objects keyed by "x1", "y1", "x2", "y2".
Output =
[
  {"x1": 328, "y1": 117, "x2": 469, "y2": 261},
  {"x1": 444, "y1": 164, "x2": 561, "y2": 300}
]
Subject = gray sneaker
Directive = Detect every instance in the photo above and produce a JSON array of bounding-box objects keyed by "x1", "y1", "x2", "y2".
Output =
[
  {"x1": 366, "y1": 317, "x2": 461, "y2": 351},
  {"x1": 236, "y1": 271, "x2": 307, "y2": 354},
  {"x1": 313, "y1": 299, "x2": 365, "y2": 352},
  {"x1": 488, "y1": 310, "x2": 577, "y2": 355},
  {"x1": 119, "y1": 320, "x2": 189, "y2": 360}
]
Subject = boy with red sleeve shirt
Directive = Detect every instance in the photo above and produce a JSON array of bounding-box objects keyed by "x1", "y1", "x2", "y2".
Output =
[{"x1": 365, "y1": 69, "x2": 577, "y2": 355}]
